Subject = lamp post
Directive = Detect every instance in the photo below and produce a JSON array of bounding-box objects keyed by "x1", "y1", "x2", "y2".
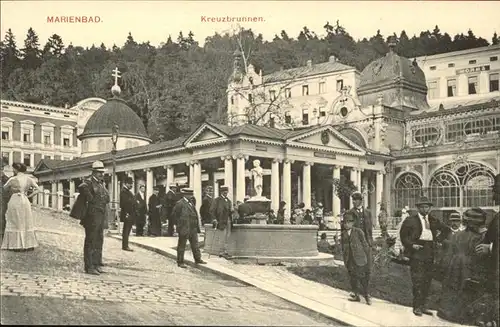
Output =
[{"x1": 111, "y1": 124, "x2": 119, "y2": 230}]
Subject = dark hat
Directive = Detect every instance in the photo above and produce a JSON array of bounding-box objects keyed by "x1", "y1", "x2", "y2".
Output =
[
  {"x1": 124, "y1": 176, "x2": 134, "y2": 184},
  {"x1": 181, "y1": 188, "x2": 194, "y2": 196},
  {"x1": 351, "y1": 191, "x2": 363, "y2": 200},
  {"x1": 416, "y1": 196, "x2": 433, "y2": 207},
  {"x1": 220, "y1": 185, "x2": 229, "y2": 192},
  {"x1": 463, "y1": 208, "x2": 487, "y2": 225},
  {"x1": 448, "y1": 212, "x2": 461, "y2": 221},
  {"x1": 153, "y1": 186, "x2": 160, "y2": 191}
]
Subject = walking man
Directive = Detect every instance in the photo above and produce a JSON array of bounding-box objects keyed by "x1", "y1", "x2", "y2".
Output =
[
  {"x1": 400, "y1": 196, "x2": 451, "y2": 316},
  {"x1": 342, "y1": 211, "x2": 372, "y2": 305},
  {"x1": 210, "y1": 185, "x2": 232, "y2": 258},
  {"x1": 135, "y1": 184, "x2": 147, "y2": 236},
  {"x1": 120, "y1": 176, "x2": 136, "y2": 251},
  {"x1": 172, "y1": 188, "x2": 206, "y2": 268},
  {"x1": 70, "y1": 161, "x2": 109, "y2": 275},
  {"x1": 165, "y1": 184, "x2": 178, "y2": 236},
  {"x1": 348, "y1": 191, "x2": 373, "y2": 246}
]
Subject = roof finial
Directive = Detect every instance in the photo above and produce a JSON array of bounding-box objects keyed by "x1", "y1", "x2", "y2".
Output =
[
  {"x1": 111, "y1": 67, "x2": 122, "y2": 96},
  {"x1": 387, "y1": 35, "x2": 397, "y2": 54}
]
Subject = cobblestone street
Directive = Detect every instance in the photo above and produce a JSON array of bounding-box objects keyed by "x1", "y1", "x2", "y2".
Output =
[{"x1": 1, "y1": 208, "x2": 335, "y2": 325}]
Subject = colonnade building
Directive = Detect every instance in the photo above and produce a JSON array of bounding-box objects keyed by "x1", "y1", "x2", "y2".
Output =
[{"x1": 32, "y1": 41, "x2": 500, "y2": 224}]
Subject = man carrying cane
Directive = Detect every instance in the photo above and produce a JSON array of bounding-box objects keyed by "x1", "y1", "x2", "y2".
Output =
[{"x1": 210, "y1": 185, "x2": 232, "y2": 259}]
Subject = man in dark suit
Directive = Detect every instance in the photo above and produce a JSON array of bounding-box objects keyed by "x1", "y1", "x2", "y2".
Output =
[
  {"x1": 171, "y1": 188, "x2": 206, "y2": 268},
  {"x1": 147, "y1": 186, "x2": 162, "y2": 236},
  {"x1": 120, "y1": 176, "x2": 136, "y2": 251},
  {"x1": 1, "y1": 163, "x2": 11, "y2": 239},
  {"x1": 200, "y1": 186, "x2": 213, "y2": 225},
  {"x1": 475, "y1": 173, "x2": 500, "y2": 295},
  {"x1": 348, "y1": 191, "x2": 373, "y2": 246},
  {"x1": 165, "y1": 184, "x2": 178, "y2": 236},
  {"x1": 210, "y1": 185, "x2": 233, "y2": 258},
  {"x1": 134, "y1": 184, "x2": 147, "y2": 236},
  {"x1": 70, "y1": 161, "x2": 110, "y2": 275},
  {"x1": 400, "y1": 196, "x2": 451, "y2": 317},
  {"x1": 342, "y1": 211, "x2": 372, "y2": 305}
]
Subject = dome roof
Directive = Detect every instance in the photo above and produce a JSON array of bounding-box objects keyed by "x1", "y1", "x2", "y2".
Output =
[
  {"x1": 79, "y1": 97, "x2": 150, "y2": 141},
  {"x1": 358, "y1": 50, "x2": 426, "y2": 90}
]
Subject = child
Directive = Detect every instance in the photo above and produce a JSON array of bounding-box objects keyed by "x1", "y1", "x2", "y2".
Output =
[
  {"x1": 302, "y1": 209, "x2": 313, "y2": 225},
  {"x1": 317, "y1": 232, "x2": 333, "y2": 253},
  {"x1": 341, "y1": 211, "x2": 372, "y2": 305}
]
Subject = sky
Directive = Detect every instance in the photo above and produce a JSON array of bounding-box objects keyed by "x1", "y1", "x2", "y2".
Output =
[{"x1": 1, "y1": 1, "x2": 500, "y2": 48}]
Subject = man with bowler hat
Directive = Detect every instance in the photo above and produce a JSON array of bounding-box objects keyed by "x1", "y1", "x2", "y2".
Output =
[
  {"x1": 210, "y1": 185, "x2": 232, "y2": 258},
  {"x1": 164, "y1": 183, "x2": 178, "y2": 236},
  {"x1": 172, "y1": 188, "x2": 206, "y2": 268},
  {"x1": 348, "y1": 191, "x2": 373, "y2": 246},
  {"x1": 400, "y1": 196, "x2": 451, "y2": 316},
  {"x1": 120, "y1": 176, "x2": 136, "y2": 251},
  {"x1": 70, "y1": 161, "x2": 110, "y2": 275}
]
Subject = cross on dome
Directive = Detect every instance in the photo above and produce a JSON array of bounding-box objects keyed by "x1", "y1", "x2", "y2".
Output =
[
  {"x1": 112, "y1": 67, "x2": 121, "y2": 86},
  {"x1": 111, "y1": 67, "x2": 122, "y2": 96}
]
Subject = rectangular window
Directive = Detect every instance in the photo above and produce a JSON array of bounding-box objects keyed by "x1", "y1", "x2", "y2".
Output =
[
  {"x1": 285, "y1": 88, "x2": 291, "y2": 98},
  {"x1": 302, "y1": 109, "x2": 309, "y2": 125},
  {"x1": 63, "y1": 137, "x2": 71, "y2": 147},
  {"x1": 269, "y1": 90, "x2": 276, "y2": 101},
  {"x1": 447, "y1": 79, "x2": 457, "y2": 97},
  {"x1": 44, "y1": 155, "x2": 52, "y2": 160},
  {"x1": 23, "y1": 153, "x2": 31, "y2": 167},
  {"x1": 284, "y1": 113, "x2": 291, "y2": 124},
  {"x1": 428, "y1": 81, "x2": 439, "y2": 99},
  {"x1": 2, "y1": 152, "x2": 9, "y2": 165},
  {"x1": 430, "y1": 66, "x2": 437, "y2": 70},
  {"x1": 468, "y1": 76, "x2": 478, "y2": 94},
  {"x1": 302, "y1": 85, "x2": 309, "y2": 96},
  {"x1": 448, "y1": 63, "x2": 455, "y2": 68},
  {"x1": 1, "y1": 131, "x2": 9, "y2": 140},
  {"x1": 23, "y1": 132, "x2": 30, "y2": 143},
  {"x1": 319, "y1": 106, "x2": 326, "y2": 117},
  {"x1": 489, "y1": 73, "x2": 499, "y2": 92},
  {"x1": 336, "y1": 79, "x2": 344, "y2": 91},
  {"x1": 490, "y1": 56, "x2": 498, "y2": 62},
  {"x1": 469, "y1": 60, "x2": 477, "y2": 65},
  {"x1": 44, "y1": 134, "x2": 51, "y2": 145},
  {"x1": 318, "y1": 82, "x2": 326, "y2": 94}
]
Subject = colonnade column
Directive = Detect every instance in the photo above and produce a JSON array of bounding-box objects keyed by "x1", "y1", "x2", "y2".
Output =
[
  {"x1": 357, "y1": 169, "x2": 362, "y2": 192},
  {"x1": 37, "y1": 191, "x2": 43, "y2": 207},
  {"x1": 114, "y1": 173, "x2": 120, "y2": 209},
  {"x1": 129, "y1": 171, "x2": 136, "y2": 193},
  {"x1": 69, "y1": 179, "x2": 76, "y2": 207},
  {"x1": 235, "y1": 154, "x2": 247, "y2": 203},
  {"x1": 165, "y1": 165, "x2": 175, "y2": 187},
  {"x1": 282, "y1": 159, "x2": 293, "y2": 224},
  {"x1": 213, "y1": 179, "x2": 219, "y2": 198},
  {"x1": 57, "y1": 181, "x2": 63, "y2": 211},
  {"x1": 51, "y1": 182, "x2": 57, "y2": 210},
  {"x1": 271, "y1": 159, "x2": 281, "y2": 212},
  {"x1": 332, "y1": 165, "x2": 341, "y2": 218},
  {"x1": 302, "y1": 162, "x2": 312, "y2": 210},
  {"x1": 362, "y1": 173, "x2": 369, "y2": 205},
  {"x1": 188, "y1": 163, "x2": 194, "y2": 188},
  {"x1": 146, "y1": 169, "x2": 154, "y2": 203},
  {"x1": 349, "y1": 168, "x2": 357, "y2": 208},
  {"x1": 222, "y1": 156, "x2": 234, "y2": 202},
  {"x1": 192, "y1": 160, "x2": 202, "y2": 214},
  {"x1": 44, "y1": 189, "x2": 50, "y2": 208},
  {"x1": 375, "y1": 170, "x2": 384, "y2": 229}
]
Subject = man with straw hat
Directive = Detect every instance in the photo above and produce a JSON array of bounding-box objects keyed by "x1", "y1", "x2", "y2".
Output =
[{"x1": 400, "y1": 196, "x2": 451, "y2": 317}]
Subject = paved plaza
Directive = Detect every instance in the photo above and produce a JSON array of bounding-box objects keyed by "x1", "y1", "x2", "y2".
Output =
[{"x1": 0, "y1": 208, "x2": 335, "y2": 326}]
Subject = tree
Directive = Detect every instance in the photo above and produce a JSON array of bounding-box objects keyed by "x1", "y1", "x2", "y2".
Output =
[
  {"x1": 493, "y1": 32, "x2": 499, "y2": 45},
  {"x1": 42, "y1": 34, "x2": 65, "y2": 58},
  {"x1": 0, "y1": 28, "x2": 21, "y2": 90},
  {"x1": 21, "y1": 27, "x2": 42, "y2": 69}
]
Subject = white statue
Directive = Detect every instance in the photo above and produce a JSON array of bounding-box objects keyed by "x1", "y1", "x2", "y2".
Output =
[{"x1": 251, "y1": 159, "x2": 263, "y2": 197}]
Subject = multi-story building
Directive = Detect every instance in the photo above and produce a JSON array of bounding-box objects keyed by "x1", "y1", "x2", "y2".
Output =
[
  {"x1": 0, "y1": 98, "x2": 105, "y2": 175},
  {"x1": 416, "y1": 44, "x2": 500, "y2": 106}
]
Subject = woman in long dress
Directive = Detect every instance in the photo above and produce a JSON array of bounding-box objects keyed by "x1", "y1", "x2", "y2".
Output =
[{"x1": 1, "y1": 162, "x2": 41, "y2": 252}]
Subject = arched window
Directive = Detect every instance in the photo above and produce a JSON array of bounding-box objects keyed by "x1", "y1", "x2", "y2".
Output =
[
  {"x1": 394, "y1": 172, "x2": 423, "y2": 209},
  {"x1": 429, "y1": 162, "x2": 495, "y2": 209}
]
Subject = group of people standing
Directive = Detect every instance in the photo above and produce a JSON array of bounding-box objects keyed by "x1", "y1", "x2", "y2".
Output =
[{"x1": 1, "y1": 162, "x2": 41, "y2": 252}]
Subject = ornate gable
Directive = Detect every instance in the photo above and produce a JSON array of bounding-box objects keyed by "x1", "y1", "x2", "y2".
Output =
[
  {"x1": 286, "y1": 125, "x2": 366, "y2": 155},
  {"x1": 184, "y1": 123, "x2": 229, "y2": 148}
]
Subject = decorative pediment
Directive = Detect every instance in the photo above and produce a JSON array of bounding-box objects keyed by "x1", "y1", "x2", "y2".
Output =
[
  {"x1": 286, "y1": 125, "x2": 366, "y2": 156},
  {"x1": 33, "y1": 160, "x2": 53, "y2": 173},
  {"x1": 184, "y1": 123, "x2": 229, "y2": 148}
]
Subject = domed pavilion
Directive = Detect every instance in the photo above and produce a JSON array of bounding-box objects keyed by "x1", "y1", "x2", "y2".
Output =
[{"x1": 78, "y1": 72, "x2": 151, "y2": 157}]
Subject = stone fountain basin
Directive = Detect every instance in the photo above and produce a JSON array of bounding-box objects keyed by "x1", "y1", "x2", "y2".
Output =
[
  {"x1": 204, "y1": 224, "x2": 319, "y2": 258},
  {"x1": 245, "y1": 196, "x2": 271, "y2": 213}
]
